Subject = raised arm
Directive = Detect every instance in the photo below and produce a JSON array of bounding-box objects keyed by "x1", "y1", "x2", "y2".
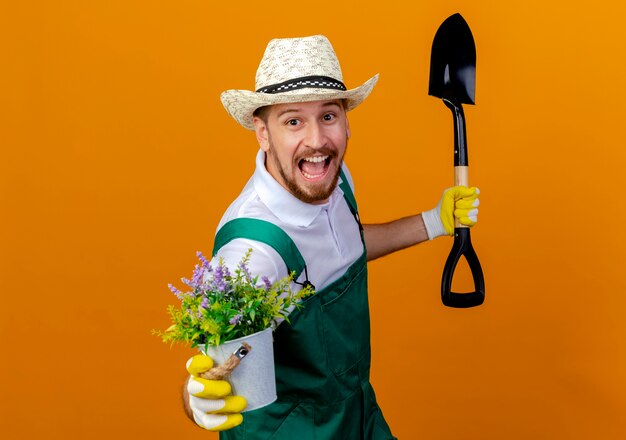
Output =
[
  {"x1": 363, "y1": 215, "x2": 429, "y2": 261},
  {"x1": 363, "y1": 186, "x2": 480, "y2": 261}
]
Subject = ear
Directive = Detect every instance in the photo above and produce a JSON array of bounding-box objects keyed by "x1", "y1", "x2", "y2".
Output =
[
  {"x1": 253, "y1": 117, "x2": 270, "y2": 152},
  {"x1": 345, "y1": 117, "x2": 351, "y2": 139}
]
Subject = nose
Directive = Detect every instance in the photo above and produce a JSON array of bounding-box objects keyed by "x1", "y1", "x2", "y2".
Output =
[{"x1": 303, "y1": 121, "x2": 326, "y2": 149}]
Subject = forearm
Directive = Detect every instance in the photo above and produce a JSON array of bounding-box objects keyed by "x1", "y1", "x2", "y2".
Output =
[{"x1": 363, "y1": 214, "x2": 430, "y2": 261}]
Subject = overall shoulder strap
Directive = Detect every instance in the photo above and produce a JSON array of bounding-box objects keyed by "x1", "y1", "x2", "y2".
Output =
[
  {"x1": 338, "y1": 168, "x2": 358, "y2": 216},
  {"x1": 212, "y1": 218, "x2": 306, "y2": 279},
  {"x1": 339, "y1": 168, "x2": 365, "y2": 245}
]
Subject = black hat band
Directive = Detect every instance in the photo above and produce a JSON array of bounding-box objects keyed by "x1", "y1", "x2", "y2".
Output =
[{"x1": 256, "y1": 75, "x2": 347, "y2": 94}]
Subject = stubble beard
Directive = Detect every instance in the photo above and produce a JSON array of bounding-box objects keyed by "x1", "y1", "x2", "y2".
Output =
[{"x1": 267, "y1": 139, "x2": 346, "y2": 204}]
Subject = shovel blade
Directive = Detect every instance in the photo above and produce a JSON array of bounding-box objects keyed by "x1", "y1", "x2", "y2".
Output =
[{"x1": 428, "y1": 13, "x2": 476, "y2": 105}]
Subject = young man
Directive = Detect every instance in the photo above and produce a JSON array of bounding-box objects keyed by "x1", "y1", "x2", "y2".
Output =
[{"x1": 182, "y1": 35, "x2": 479, "y2": 439}]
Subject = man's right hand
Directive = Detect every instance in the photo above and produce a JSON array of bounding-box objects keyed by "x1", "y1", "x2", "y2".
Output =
[{"x1": 184, "y1": 354, "x2": 247, "y2": 431}]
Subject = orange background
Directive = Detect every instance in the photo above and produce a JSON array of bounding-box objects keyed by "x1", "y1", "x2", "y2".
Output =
[{"x1": 2, "y1": 1, "x2": 625, "y2": 439}]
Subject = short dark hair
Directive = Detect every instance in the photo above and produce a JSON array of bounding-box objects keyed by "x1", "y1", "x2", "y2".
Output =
[{"x1": 252, "y1": 106, "x2": 270, "y2": 123}]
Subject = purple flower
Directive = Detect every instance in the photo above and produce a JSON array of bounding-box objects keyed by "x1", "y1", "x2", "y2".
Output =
[
  {"x1": 200, "y1": 297, "x2": 209, "y2": 309},
  {"x1": 212, "y1": 263, "x2": 233, "y2": 293},
  {"x1": 168, "y1": 284, "x2": 184, "y2": 300},
  {"x1": 196, "y1": 251, "x2": 212, "y2": 270},
  {"x1": 238, "y1": 260, "x2": 253, "y2": 281},
  {"x1": 213, "y1": 265, "x2": 227, "y2": 292},
  {"x1": 262, "y1": 276, "x2": 272, "y2": 290},
  {"x1": 229, "y1": 314, "x2": 243, "y2": 325},
  {"x1": 190, "y1": 264, "x2": 204, "y2": 290},
  {"x1": 214, "y1": 265, "x2": 223, "y2": 282}
]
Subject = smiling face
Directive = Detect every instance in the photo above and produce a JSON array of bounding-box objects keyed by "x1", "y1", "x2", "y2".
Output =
[{"x1": 253, "y1": 100, "x2": 351, "y2": 204}]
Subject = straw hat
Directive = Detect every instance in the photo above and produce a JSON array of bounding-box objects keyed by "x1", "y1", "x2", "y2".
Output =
[{"x1": 220, "y1": 35, "x2": 379, "y2": 130}]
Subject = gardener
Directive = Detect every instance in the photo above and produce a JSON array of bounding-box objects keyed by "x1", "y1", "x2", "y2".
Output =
[{"x1": 182, "y1": 35, "x2": 480, "y2": 439}]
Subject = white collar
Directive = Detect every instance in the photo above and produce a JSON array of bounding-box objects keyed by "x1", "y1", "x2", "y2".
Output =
[{"x1": 252, "y1": 149, "x2": 344, "y2": 228}]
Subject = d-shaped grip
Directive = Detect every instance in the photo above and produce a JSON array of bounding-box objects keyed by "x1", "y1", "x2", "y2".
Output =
[{"x1": 442, "y1": 228, "x2": 485, "y2": 308}]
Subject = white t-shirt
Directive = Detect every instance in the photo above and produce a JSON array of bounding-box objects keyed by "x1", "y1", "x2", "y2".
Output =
[{"x1": 212, "y1": 149, "x2": 364, "y2": 291}]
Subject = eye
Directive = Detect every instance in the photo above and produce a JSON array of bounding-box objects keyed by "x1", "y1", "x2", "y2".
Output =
[
  {"x1": 286, "y1": 119, "x2": 300, "y2": 126},
  {"x1": 322, "y1": 113, "x2": 336, "y2": 122}
]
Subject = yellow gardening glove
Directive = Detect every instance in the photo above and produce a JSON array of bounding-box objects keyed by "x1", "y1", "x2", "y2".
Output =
[
  {"x1": 185, "y1": 354, "x2": 247, "y2": 431},
  {"x1": 422, "y1": 186, "x2": 480, "y2": 239}
]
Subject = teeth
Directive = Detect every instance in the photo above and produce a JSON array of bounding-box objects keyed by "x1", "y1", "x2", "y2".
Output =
[{"x1": 302, "y1": 155, "x2": 328, "y2": 163}]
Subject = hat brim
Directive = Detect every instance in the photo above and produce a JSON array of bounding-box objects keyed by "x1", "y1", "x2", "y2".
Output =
[{"x1": 220, "y1": 74, "x2": 379, "y2": 130}]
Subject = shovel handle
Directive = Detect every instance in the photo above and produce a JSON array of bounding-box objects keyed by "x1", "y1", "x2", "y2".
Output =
[
  {"x1": 441, "y1": 101, "x2": 485, "y2": 308},
  {"x1": 455, "y1": 166, "x2": 469, "y2": 228},
  {"x1": 442, "y1": 228, "x2": 485, "y2": 308}
]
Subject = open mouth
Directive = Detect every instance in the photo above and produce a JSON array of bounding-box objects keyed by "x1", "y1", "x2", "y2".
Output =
[{"x1": 298, "y1": 155, "x2": 331, "y2": 181}]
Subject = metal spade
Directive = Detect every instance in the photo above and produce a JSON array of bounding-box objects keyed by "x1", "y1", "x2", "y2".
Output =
[{"x1": 429, "y1": 13, "x2": 485, "y2": 308}]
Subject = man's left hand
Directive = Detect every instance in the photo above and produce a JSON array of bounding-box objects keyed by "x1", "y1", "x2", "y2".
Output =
[{"x1": 422, "y1": 186, "x2": 480, "y2": 239}]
